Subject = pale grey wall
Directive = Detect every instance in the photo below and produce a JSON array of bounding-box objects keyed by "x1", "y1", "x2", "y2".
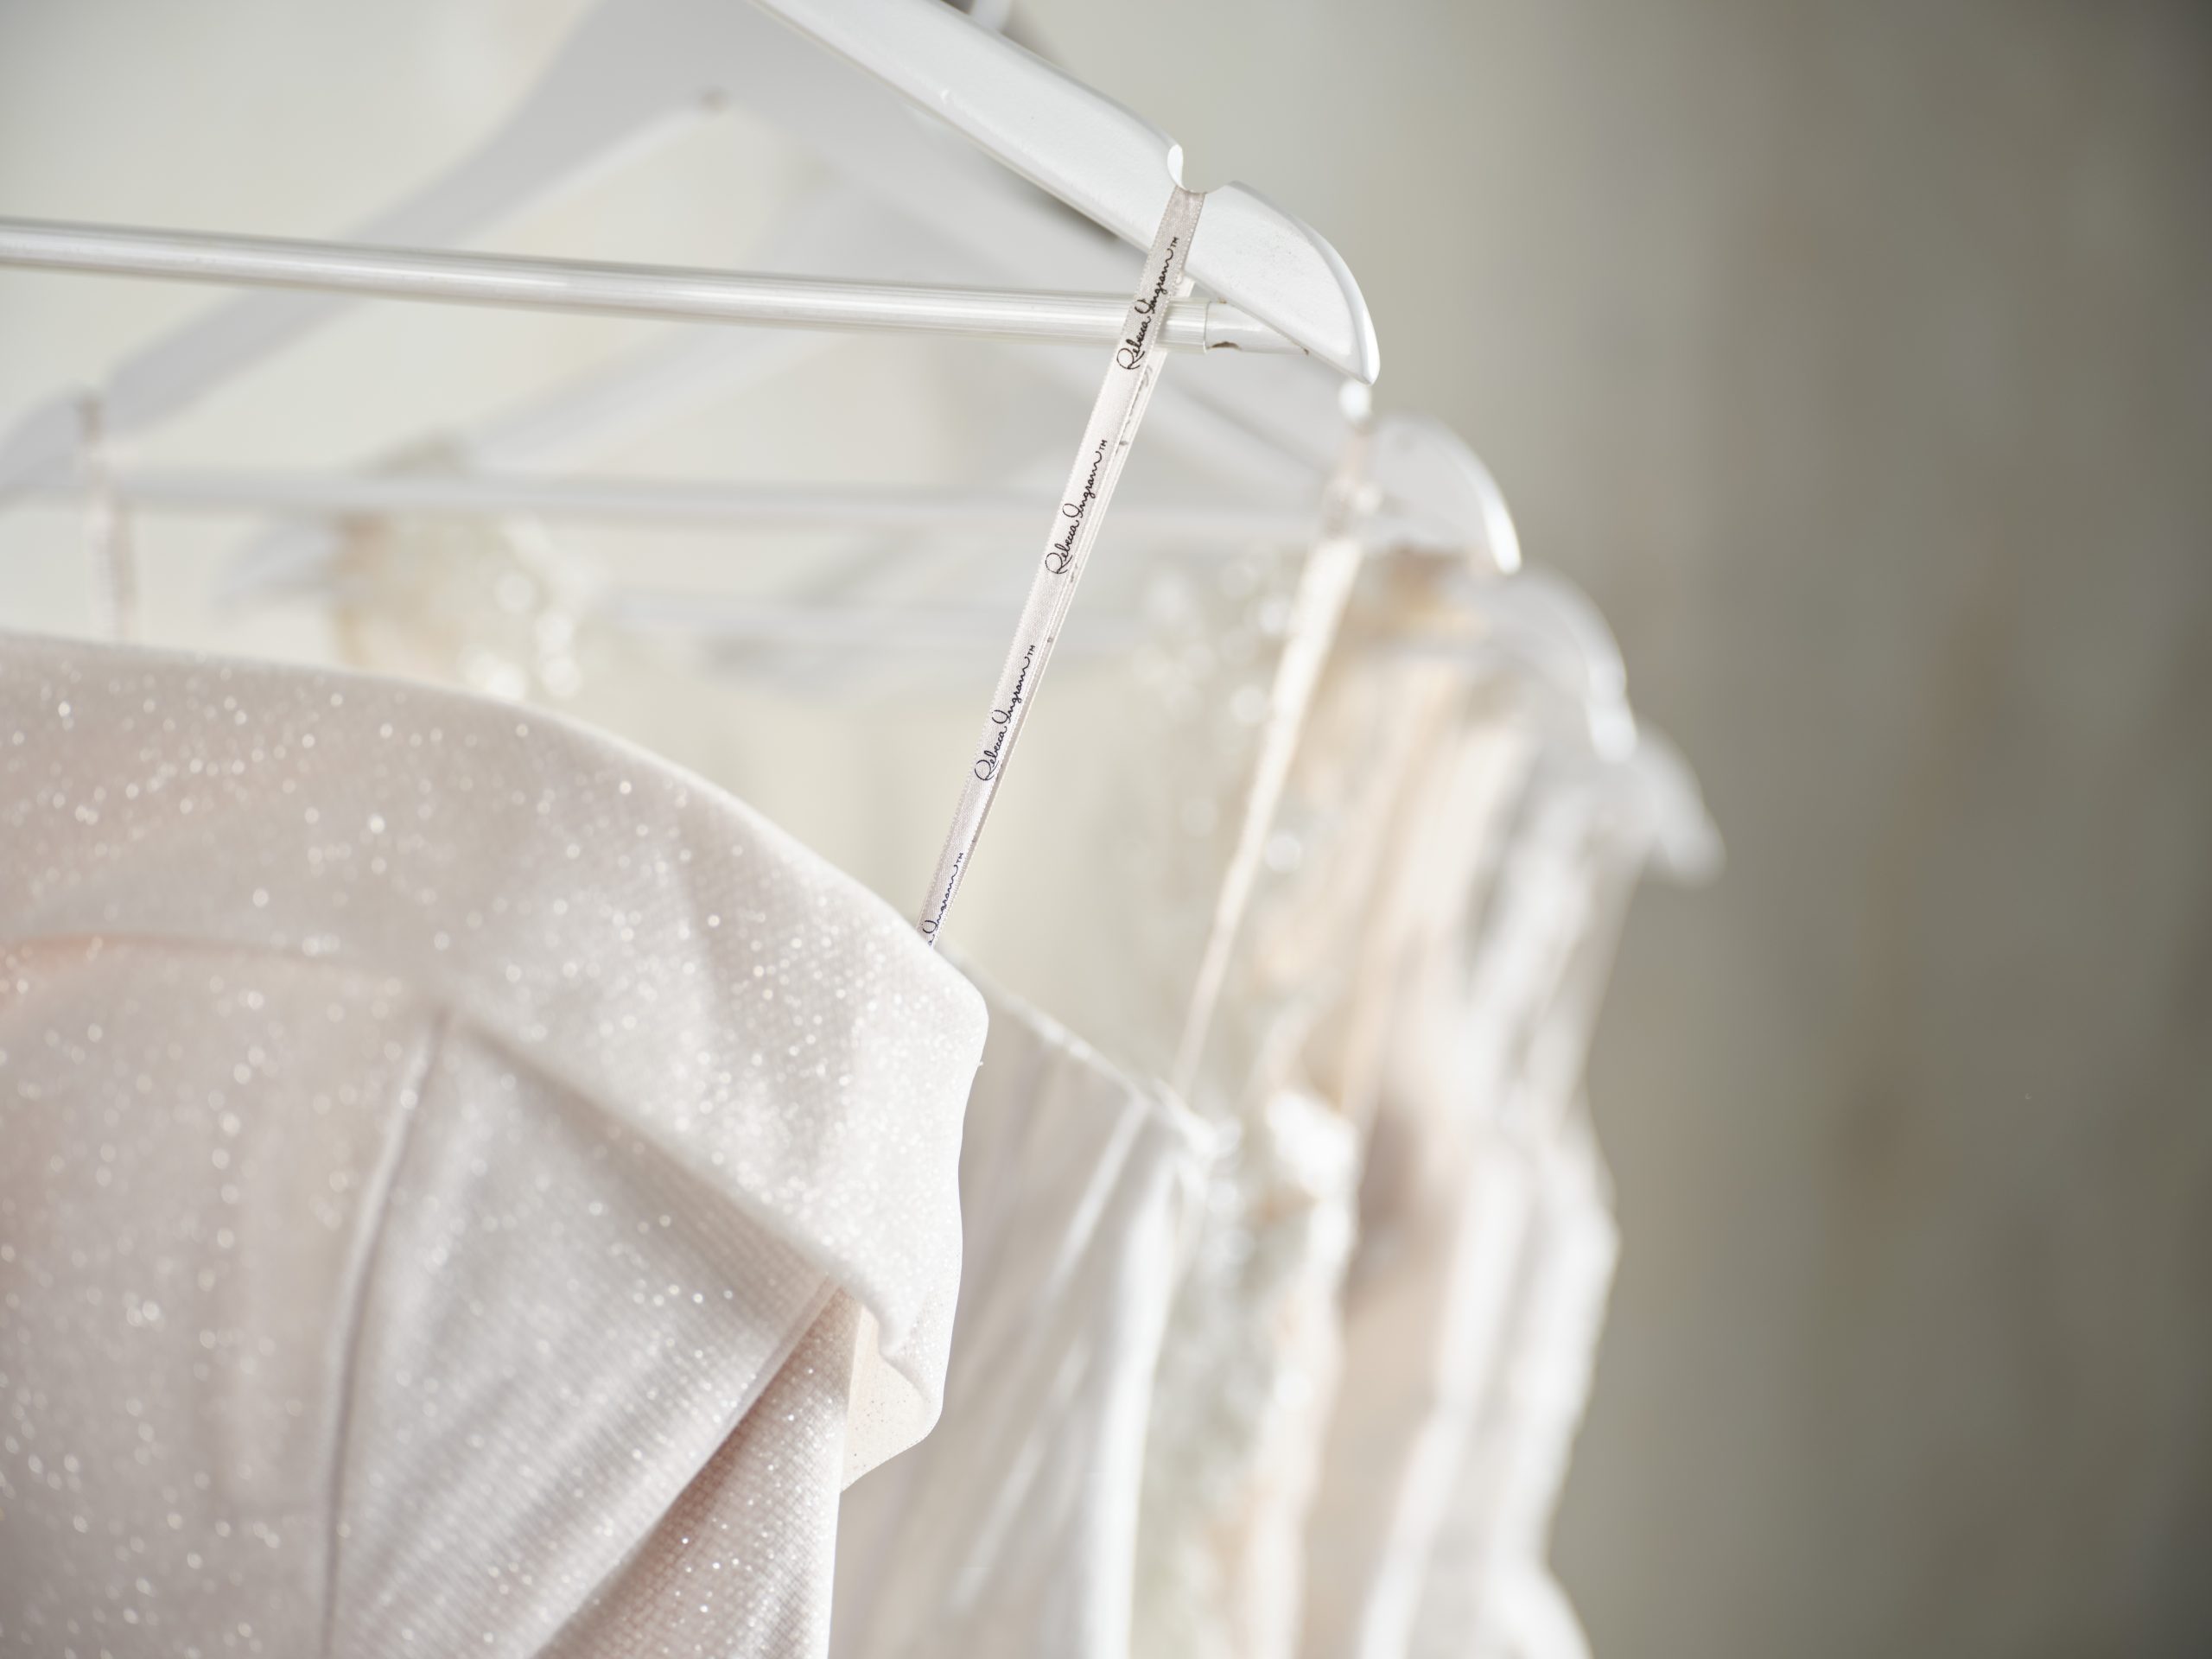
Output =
[{"x1": 1023, "y1": 3, "x2": 2212, "y2": 1654}]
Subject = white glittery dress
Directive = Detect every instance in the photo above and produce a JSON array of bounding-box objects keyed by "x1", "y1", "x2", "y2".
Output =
[
  {"x1": 0, "y1": 632, "x2": 985, "y2": 1658},
  {"x1": 312, "y1": 502, "x2": 1254, "y2": 1657}
]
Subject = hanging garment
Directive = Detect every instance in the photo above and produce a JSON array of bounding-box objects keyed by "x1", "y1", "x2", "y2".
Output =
[
  {"x1": 1133, "y1": 571, "x2": 1477, "y2": 1659},
  {"x1": 1407, "y1": 1099, "x2": 1616, "y2": 1659},
  {"x1": 0, "y1": 632, "x2": 984, "y2": 1659},
  {"x1": 316, "y1": 498, "x2": 1304, "y2": 1082},
  {"x1": 1294, "y1": 709, "x2": 1541, "y2": 1659},
  {"x1": 1302, "y1": 776, "x2": 1621, "y2": 1659},
  {"x1": 830, "y1": 978, "x2": 1211, "y2": 1659},
  {"x1": 1401, "y1": 822, "x2": 1638, "y2": 1659},
  {"x1": 1131, "y1": 1085, "x2": 1362, "y2": 1659},
  {"x1": 1402, "y1": 804, "x2": 1638, "y2": 1659},
  {"x1": 316, "y1": 511, "x2": 1346, "y2": 1659},
  {"x1": 323, "y1": 441, "x2": 599, "y2": 706}
]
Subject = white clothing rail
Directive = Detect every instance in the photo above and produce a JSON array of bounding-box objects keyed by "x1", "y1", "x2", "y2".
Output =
[
  {"x1": 20, "y1": 465, "x2": 1437, "y2": 548},
  {"x1": 603, "y1": 589, "x2": 1139, "y2": 654},
  {"x1": 0, "y1": 218, "x2": 1299, "y2": 355}
]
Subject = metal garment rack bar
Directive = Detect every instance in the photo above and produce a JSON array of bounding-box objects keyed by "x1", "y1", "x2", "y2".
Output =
[
  {"x1": 601, "y1": 589, "x2": 1141, "y2": 654},
  {"x1": 0, "y1": 218, "x2": 1301, "y2": 355},
  {"x1": 23, "y1": 466, "x2": 1433, "y2": 546}
]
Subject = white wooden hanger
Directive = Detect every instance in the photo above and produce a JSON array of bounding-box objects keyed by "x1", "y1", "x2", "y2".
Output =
[
  {"x1": 1389, "y1": 555, "x2": 1722, "y2": 882},
  {"x1": 753, "y1": 0, "x2": 1376, "y2": 378},
  {"x1": 1370, "y1": 414, "x2": 1522, "y2": 574},
  {"x1": 130, "y1": 9, "x2": 1488, "y2": 601},
  {"x1": 0, "y1": 0, "x2": 1375, "y2": 500},
  {"x1": 1471, "y1": 569, "x2": 1636, "y2": 757}
]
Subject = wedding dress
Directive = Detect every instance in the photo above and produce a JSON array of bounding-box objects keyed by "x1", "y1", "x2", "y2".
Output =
[
  {"x1": 320, "y1": 492, "x2": 1237, "y2": 1657},
  {"x1": 1131, "y1": 569, "x2": 1484, "y2": 1659},
  {"x1": 0, "y1": 632, "x2": 983, "y2": 1658},
  {"x1": 830, "y1": 978, "x2": 1211, "y2": 1659},
  {"x1": 1407, "y1": 1099, "x2": 1617, "y2": 1659},
  {"x1": 1294, "y1": 709, "x2": 1541, "y2": 1659},
  {"x1": 1304, "y1": 766, "x2": 1627, "y2": 1659}
]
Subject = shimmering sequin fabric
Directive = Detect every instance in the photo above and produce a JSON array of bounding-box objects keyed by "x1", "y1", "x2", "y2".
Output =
[
  {"x1": 0, "y1": 632, "x2": 986, "y2": 1658},
  {"x1": 830, "y1": 978, "x2": 1211, "y2": 1659}
]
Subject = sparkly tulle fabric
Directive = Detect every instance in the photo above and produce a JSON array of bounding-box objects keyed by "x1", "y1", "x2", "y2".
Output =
[{"x1": 0, "y1": 632, "x2": 985, "y2": 1657}]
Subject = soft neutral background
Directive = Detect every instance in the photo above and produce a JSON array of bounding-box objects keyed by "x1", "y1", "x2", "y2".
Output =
[{"x1": 3, "y1": 3, "x2": 2209, "y2": 1655}]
